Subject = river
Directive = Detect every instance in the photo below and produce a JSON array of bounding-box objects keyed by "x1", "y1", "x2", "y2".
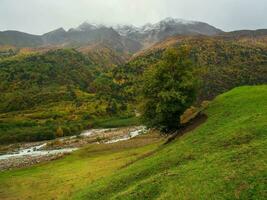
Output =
[{"x1": 0, "y1": 126, "x2": 146, "y2": 168}]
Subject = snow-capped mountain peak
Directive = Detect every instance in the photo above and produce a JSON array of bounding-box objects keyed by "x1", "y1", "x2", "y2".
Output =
[
  {"x1": 114, "y1": 24, "x2": 139, "y2": 36},
  {"x1": 160, "y1": 17, "x2": 197, "y2": 25},
  {"x1": 112, "y1": 18, "x2": 222, "y2": 48},
  {"x1": 114, "y1": 18, "x2": 201, "y2": 36},
  {"x1": 75, "y1": 21, "x2": 107, "y2": 32}
]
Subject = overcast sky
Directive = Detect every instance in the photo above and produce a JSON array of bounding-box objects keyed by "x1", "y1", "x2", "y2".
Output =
[{"x1": 0, "y1": 0, "x2": 267, "y2": 35}]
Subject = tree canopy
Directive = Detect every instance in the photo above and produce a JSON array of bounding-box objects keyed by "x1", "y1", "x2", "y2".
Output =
[{"x1": 140, "y1": 46, "x2": 199, "y2": 131}]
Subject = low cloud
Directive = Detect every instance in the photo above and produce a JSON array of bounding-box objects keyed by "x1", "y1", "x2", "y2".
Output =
[{"x1": 0, "y1": 0, "x2": 266, "y2": 34}]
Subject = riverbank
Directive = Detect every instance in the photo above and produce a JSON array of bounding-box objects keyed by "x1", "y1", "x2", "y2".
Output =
[
  {"x1": 0, "y1": 131, "x2": 163, "y2": 200},
  {"x1": 0, "y1": 126, "x2": 146, "y2": 171}
]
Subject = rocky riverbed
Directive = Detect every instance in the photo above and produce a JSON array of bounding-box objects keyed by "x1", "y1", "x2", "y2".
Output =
[{"x1": 0, "y1": 126, "x2": 146, "y2": 171}]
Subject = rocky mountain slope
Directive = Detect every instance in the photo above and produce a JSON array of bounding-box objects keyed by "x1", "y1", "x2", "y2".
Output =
[
  {"x1": 0, "y1": 18, "x2": 223, "y2": 53},
  {"x1": 2, "y1": 18, "x2": 267, "y2": 59},
  {"x1": 115, "y1": 18, "x2": 222, "y2": 48}
]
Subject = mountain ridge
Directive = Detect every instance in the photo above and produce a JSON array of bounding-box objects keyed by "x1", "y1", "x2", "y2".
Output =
[
  {"x1": 1, "y1": 18, "x2": 267, "y2": 60},
  {"x1": 0, "y1": 18, "x2": 224, "y2": 52}
]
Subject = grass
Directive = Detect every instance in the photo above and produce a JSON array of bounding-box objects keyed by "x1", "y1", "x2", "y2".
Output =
[
  {"x1": 0, "y1": 85, "x2": 266, "y2": 200},
  {"x1": 0, "y1": 133, "x2": 164, "y2": 200},
  {"x1": 71, "y1": 85, "x2": 267, "y2": 200}
]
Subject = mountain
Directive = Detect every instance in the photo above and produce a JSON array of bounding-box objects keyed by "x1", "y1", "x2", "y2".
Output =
[
  {"x1": 0, "y1": 49, "x2": 97, "y2": 143},
  {"x1": 0, "y1": 48, "x2": 136, "y2": 143},
  {"x1": 0, "y1": 31, "x2": 42, "y2": 47},
  {"x1": 0, "y1": 18, "x2": 223, "y2": 53},
  {"x1": 115, "y1": 18, "x2": 223, "y2": 47},
  {"x1": 0, "y1": 49, "x2": 94, "y2": 110},
  {"x1": 2, "y1": 18, "x2": 267, "y2": 55},
  {"x1": 1, "y1": 32, "x2": 266, "y2": 144},
  {"x1": 42, "y1": 23, "x2": 142, "y2": 54},
  {"x1": 42, "y1": 28, "x2": 68, "y2": 45},
  {"x1": 224, "y1": 29, "x2": 267, "y2": 38},
  {"x1": 77, "y1": 43, "x2": 129, "y2": 67},
  {"x1": 113, "y1": 34, "x2": 267, "y2": 104},
  {"x1": 0, "y1": 24, "x2": 142, "y2": 54}
]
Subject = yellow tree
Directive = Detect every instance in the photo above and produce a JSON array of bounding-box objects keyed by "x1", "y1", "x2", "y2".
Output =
[{"x1": 55, "y1": 127, "x2": 64, "y2": 138}]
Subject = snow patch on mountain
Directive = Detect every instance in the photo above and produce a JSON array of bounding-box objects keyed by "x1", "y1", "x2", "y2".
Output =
[{"x1": 114, "y1": 18, "x2": 199, "y2": 36}]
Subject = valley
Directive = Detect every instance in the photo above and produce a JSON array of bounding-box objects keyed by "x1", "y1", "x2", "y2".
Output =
[
  {"x1": 0, "y1": 126, "x2": 146, "y2": 171},
  {"x1": 0, "y1": 131, "x2": 163, "y2": 200},
  {"x1": 0, "y1": 16, "x2": 266, "y2": 200},
  {"x1": 0, "y1": 86, "x2": 266, "y2": 199}
]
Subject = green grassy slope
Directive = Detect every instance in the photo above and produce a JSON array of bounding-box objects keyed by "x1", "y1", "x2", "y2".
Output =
[
  {"x1": 73, "y1": 85, "x2": 267, "y2": 200},
  {"x1": 0, "y1": 133, "x2": 163, "y2": 200}
]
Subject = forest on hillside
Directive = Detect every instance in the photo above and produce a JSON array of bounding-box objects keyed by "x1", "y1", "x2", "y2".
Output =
[{"x1": 0, "y1": 35, "x2": 267, "y2": 143}]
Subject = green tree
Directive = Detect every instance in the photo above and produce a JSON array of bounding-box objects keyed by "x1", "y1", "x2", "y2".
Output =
[
  {"x1": 92, "y1": 74, "x2": 121, "y2": 114},
  {"x1": 140, "y1": 46, "x2": 199, "y2": 131}
]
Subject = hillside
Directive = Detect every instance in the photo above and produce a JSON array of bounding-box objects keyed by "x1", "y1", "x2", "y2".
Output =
[
  {"x1": 0, "y1": 85, "x2": 266, "y2": 199},
  {"x1": 0, "y1": 132, "x2": 164, "y2": 200},
  {"x1": 115, "y1": 35, "x2": 267, "y2": 101},
  {"x1": 0, "y1": 49, "x2": 135, "y2": 143},
  {"x1": 0, "y1": 31, "x2": 43, "y2": 47},
  {"x1": 0, "y1": 44, "x2": 128, "y2": 67},
  {"x1": 77, "y1": 43, "x2": 129, "y2": 67},
  {"x1": 73, "y1": 85, "x2": 267, "y2": 199},
  {"x1": 1, "y1": 33, "x2": 267, "y2": 144},
  {"x1": 0, "y1": 49, "x2": 95, "y2": 111}
]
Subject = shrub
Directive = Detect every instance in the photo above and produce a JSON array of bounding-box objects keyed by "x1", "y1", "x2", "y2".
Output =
[{"x1": 55, "y1": 127, "x2": 64, "y2": 138}]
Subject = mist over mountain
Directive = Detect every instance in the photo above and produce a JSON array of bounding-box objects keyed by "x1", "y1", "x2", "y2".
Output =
[
  {"x1": 115, "y1": 18, "x2": 222, "y2": 47},
  {"x1": 0, "y1": 3, "x2": 267, "y2": 198},
  {"x1": 0, "y1": 18, "x2": 223, "y2": 52}
]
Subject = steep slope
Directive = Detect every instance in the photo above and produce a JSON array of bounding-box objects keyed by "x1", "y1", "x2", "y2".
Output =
[
  {"x1": 0, "y1": 133, "x2": 163, "y2": 200},
  {"x1": 115, "y1": 35, "x2": 267, "y2": 102},
  {"x1": 0, "y1": 24, "x2": 142, "y2": 54},
  {"x1": 78, "y1": 43, "x2": 129, "y2": 67},
  {"x1": 0, "y1": 44, "x2": 128, "y2": 67},
  {"x1": 0, "y1": 31, "x2": 42, "y2": 47},
  {"x1": 73, "y1": 85, "x2": 267, "y2": 200},
  {"x1": 224, "y1": 29, "x2": 267, "y2": 38},
  {"x1": 2, "y1": 19, "x2": 267, "y2": 56},
  {"x1": 42, "y1": 28, "x2": 68, "y2": 45},
  {"x1": 62, "y1": 23, "x2": 142, "y2": 53},
  {"x1": 0, "y1": 18, "x2": 223, "y2": 52},
  {"x1": 0, "y1": 49, "x2": 116, "y2": 143},
  {"x1": 0, "y1": 49, "x2": 95, "y2": 100},
  {"x1": 115, "y1": 18, "x2": 223, "y2": 48}
]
